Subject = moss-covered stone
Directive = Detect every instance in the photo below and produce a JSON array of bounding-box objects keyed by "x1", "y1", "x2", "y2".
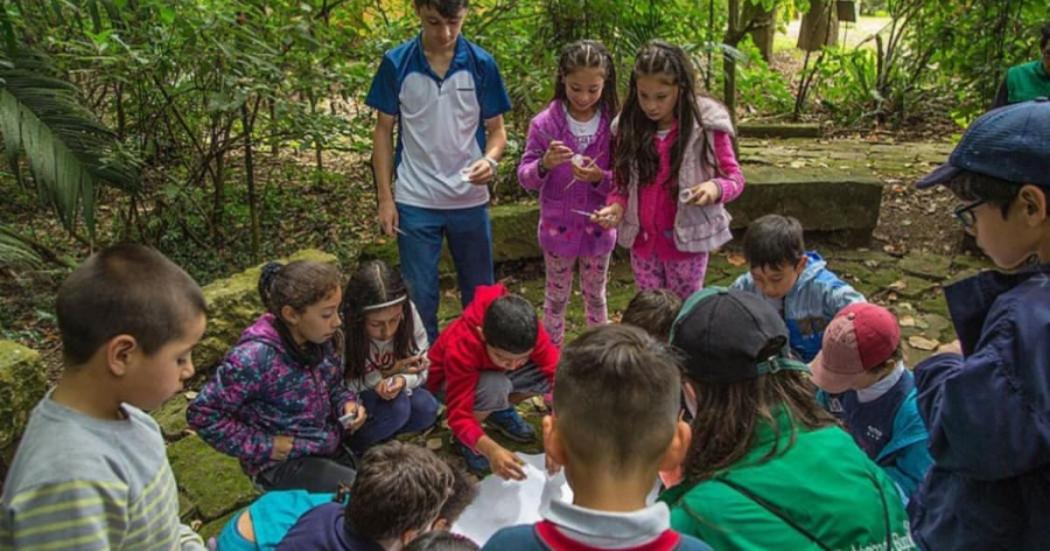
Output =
[
  {"x1": 900, "y1": 254, "x2": 952, "y2": 281},
  {"x1": 196, "y1": 249, "x2": 339, "y2": 374},
  {"x1": 168, "y1": 434, "x2": 258, "y2": 521},
  {"x1": 151, "y1": 395, "x2": 190, "y2": 441},
  {"x1": 738, "y1": 123, "x2": 822, "y2": 139},
  {"x1": 894, "y1": 276, "x2": 938, "y2": 300},
  {"x1": 0, "y1": 341, "x2": 47, "y2": 450},
  {"x1": 199, "y1": 510, "x2": 238, "y2": 541},
  {"x1": 178, "y1": 491, "x2": 198, "y2": 523},
  {"x1": 730, "y1": 166, "x2": 883, "y2": 238}
]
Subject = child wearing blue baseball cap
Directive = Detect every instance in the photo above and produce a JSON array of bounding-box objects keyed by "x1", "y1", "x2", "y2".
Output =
[{"x1": 909, "y1": 98, "x2": 1050, "y2": 549}]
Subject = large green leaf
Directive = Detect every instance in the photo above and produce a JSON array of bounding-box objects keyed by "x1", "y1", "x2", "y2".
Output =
[
  {"x1": 0, "y1": 47, "x2": 139, "y2": 238},
  {"x1": 0, "y1": 224, "x2": 42, "y2": 269}
]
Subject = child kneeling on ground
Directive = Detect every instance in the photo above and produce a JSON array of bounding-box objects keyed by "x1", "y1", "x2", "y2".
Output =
[
  {"x1": 428, "y1": 284, "x2": 559, "y2": 479},
  {"x1": 811, "y1": 303, "x2": 932, "y2": 502}
]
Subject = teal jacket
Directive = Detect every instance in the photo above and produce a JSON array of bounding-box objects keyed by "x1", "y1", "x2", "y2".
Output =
[
  {"x1": 661, "y1": 408, "x2": 914, "y2": 550},
  {"x1": 817, "y1": 368, "x2": 933, "y2": 501}
]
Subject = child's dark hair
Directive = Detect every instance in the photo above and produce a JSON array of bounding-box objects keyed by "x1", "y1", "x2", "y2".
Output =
[
  {"x1": 347, "y1": 441, "x2": 454, "y2": 542},
  {"x1": 621, "y1": 289, "x2": 682, "y2": 342},
  {"x1": 56, "y1": 244, "x2": 206, "y2": 366},
  {"x1": 414, "y1": 0, "x2": 468, "y2": 18},
  {"x1": 405, "y1": 532, "x2": 479, "y2": 551},
  {"x1": 742, "y1": 214, "x2": 806, "y2": 270},
  {"x1": 438, "y1": 466, "x2": 477, "y2": 526},
  {"x1": 555, "y1": 325, "x2": 682, "y2": 473},
  {"x1": 342, "y1": 260, "x2": 420, "y2": 382},
  {"x1": 943, "y1": 170, "x2": 1025, "y2": 218},
  {"x1": 1041, "y1": 22, "x2": 1050, "y2": 51},
  {"x1": 258, "y1": 260, "x2": 341, "y2": 317},
  {"x1": 683, "y1": 371, "x2": 836, "y2": 484},
  {"x1": 553, "y1": 40, "x2": 619, "y2": 117},
  {"x1": 482, "y1": 295, "x2": 537, "y2": 354},
  {"x1": 615, "y1": 40, "x2": 703, "y2": 194}
]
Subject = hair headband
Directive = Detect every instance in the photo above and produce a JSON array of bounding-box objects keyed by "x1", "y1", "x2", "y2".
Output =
[{"x1": 362, "y1": 295, "x2": 407, "y2": 312}]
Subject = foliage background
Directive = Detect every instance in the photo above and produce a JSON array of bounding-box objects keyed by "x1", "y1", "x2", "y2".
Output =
[{"x1": 0, "y1": 0, "x2": 1048, "y2": 345}]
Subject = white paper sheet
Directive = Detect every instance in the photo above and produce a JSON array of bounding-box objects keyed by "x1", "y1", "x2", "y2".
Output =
[{"x1": 451, "y1": 453, "x2": 573, "y2": 544}]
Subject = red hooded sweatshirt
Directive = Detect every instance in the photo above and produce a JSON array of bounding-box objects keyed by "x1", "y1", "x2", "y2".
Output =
[{"x1": 427, "y1": 284, "x2": 559, "y2": 449}]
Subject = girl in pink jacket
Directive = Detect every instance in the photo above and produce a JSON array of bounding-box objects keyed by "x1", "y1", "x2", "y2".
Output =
[{"x1": 594, "y1": 40, "x2": 745, "y2": 299}]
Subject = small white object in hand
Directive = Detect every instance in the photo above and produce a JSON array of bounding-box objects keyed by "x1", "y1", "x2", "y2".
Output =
[
  {"x1": 461, "y1": 168, "x2": 473, "y2": 183},
  {"x1": 571, "y1": 154, "x2": 585, "y2": 167}
]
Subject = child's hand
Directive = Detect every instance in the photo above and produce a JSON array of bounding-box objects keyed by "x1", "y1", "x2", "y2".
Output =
[
  {"x1": 684, "y1": 180, "x2": 722, "y2": 206},
  {"x1": 485, "y1": 444, "x2": 527, "y2": 481},
  {"x1": 591, "y1": 203, "x2": 624, "y2": 229},
  {"x1": 272, "y1": 435, "x2": 294, "y2": 461},
  {"x1": 542, "y1": 140, "x2": 573, "y2": 171},
  {"x1": 343, "y1": 402, "x2": 368, "y2": 432},
  {"x1": 571, "y1": 155, "x2": 603, "y2": 183},
  {"x1": 376, "y1": 376, "x2": 405, "y2": 400},
  {"x1": 391, "y1": 354, "x2": 427, "y2": 375}
]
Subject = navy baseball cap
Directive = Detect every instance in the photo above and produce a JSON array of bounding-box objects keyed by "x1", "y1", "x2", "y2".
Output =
[
  {"x1": 670, "y1": 287, "x2": 809, "y2": 384},
  {"x1": 916, "y1": 97, "x2": 1050, "y2": 189}
]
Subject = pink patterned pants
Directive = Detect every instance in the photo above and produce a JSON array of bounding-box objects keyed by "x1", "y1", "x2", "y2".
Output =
[
  {"x1": 543, "y1": 251, "x2": 611, "y2": 347},
  {"x1": 630, "y1": 252, "x2": 709, "y2": 300}
]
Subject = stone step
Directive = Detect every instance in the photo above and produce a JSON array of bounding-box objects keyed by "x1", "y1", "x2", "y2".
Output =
[
  {"x1": 730, "y1": 165, "x2": 883, "y2": 243},
  {"x1": 738, "y1": 123, "x2": 823, "y2": 139}
]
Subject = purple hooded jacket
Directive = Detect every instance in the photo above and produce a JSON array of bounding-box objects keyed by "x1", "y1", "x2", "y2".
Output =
[
  {"x1": 517, "y1": 100, "x2": 616, "y2": 258},
  {"x1": 187, "y1": 314, "x2": 356, "y2": 476}
]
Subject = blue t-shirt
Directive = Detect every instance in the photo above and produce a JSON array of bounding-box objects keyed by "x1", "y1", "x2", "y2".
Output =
[{"x1": 366, "y1": 35, "x2": 511, "y2": 210}]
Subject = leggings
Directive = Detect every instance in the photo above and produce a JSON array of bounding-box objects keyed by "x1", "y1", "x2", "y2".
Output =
[
  {"x1": 543, "y1": 251, "x2": 611, "y2": 347},
  {"x1": 255, "y1": 452, "x2": 356, "y2": 494},
  {"x1": 630, "y1": 251, "x2": 709, "y2": 300}
]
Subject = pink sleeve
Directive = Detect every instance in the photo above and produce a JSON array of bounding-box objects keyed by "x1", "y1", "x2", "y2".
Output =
[
  {"x1": 606, "y1": 178, "x2": 627, "y2": 208},
  {"x1": 712, "y1": 131, "x2": 745, "y2": 204}
]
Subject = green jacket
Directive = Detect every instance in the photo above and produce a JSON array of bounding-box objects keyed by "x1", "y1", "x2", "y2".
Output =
[{"x1": 661, "y1": 409, "x2": 915, "y2": 551}]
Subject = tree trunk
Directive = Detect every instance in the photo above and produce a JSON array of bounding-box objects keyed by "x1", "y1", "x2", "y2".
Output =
[
  {"x1": 723, "y1": 0, "x2": 741, "y2": 126},
  {"x1": 243, "y1": 101, "x2": 259, "y2": 263},
  {"x1": 797, "y1": 0, "x2": 839, "y2": 52},
  {"x1": 744, "y1": 1, "x2": 777, "y2": 62}
]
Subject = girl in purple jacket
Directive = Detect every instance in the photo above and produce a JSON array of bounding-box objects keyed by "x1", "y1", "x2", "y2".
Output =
[
  {"x1": 517, "y1": 40, "x2": 619, "y2": 346},
  {"x1": 188, "y1": 261, "x2": 366, "y2": 493}
]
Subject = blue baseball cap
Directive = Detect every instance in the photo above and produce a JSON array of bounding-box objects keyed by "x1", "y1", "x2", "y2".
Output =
[{"x1": 916, "y1": 97, "x2": 1050, "y2": 189}]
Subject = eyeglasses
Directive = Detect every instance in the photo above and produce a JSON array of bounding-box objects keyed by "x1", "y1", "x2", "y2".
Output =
[{"x1": 954, "y1": 199, "x2": 986, "y2": 228}]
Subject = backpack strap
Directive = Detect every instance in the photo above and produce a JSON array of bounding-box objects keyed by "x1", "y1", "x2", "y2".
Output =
[{"x1": 712, "y1": 477, "x2": 833, "y2": 551}]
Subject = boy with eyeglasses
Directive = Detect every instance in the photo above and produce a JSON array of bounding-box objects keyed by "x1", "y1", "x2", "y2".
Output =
[{"x1": 908, "y1": 98, "x2": 1050, "y2": 549}]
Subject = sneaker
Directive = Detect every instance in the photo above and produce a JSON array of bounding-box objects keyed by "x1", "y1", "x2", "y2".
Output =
[
  {"x1": 454, "y1": 440, "x2": 491, "y2": 474},
  {"x1": 485, "y1": 407, "x2": 536, "y2": 443}
]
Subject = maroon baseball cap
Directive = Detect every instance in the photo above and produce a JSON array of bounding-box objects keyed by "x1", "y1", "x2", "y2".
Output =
[{"x1": 810, "y1": 303, "x2": 900, "y2": 393}]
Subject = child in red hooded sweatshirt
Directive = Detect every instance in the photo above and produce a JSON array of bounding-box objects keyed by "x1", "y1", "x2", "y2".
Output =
[{"x1": 428, "y1": 284, "x2": 559, "y2": 480}]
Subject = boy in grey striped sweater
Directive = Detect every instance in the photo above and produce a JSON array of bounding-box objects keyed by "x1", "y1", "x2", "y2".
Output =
[{"x1": 1, "y1": 244, "x2": 208, "y2": 550}]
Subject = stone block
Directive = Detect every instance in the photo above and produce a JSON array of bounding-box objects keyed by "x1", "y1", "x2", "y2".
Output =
[
  {"x1": 152, "y1": 395, "x2": 191, "y2": 441},
  {"x1": 731, "y1": 166, "x2": 883, "y2": 242},
  {"x1": 738, "y1": 123, "x2": 822, "y2": 139},
  {"x1": 168, "y1": 434, "x2": 258, "y2": 521},
  {"x1": 196, "y1": 249, "x2": 339, "y2": 373},
  {"x1": 0, "y1": 341, "x2": 47, "y2": 450}
]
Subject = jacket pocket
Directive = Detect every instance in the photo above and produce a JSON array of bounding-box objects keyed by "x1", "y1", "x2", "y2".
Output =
[{"x1": 674, "y1": 206, "x2": 733, "y2": 252}]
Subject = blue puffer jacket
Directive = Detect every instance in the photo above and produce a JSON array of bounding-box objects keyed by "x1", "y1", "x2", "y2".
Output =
[
  {"x1": 909, "y1": 264, "x2": 1050, "y2": 549},
  {"x1": 732, "y1": 251, "x2": 865, "y2": 361}
]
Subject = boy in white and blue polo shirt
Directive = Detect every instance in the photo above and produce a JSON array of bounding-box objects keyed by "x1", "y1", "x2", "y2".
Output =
[{"x1": 367, "y1": 0, "x2": 511, "y2": 342}]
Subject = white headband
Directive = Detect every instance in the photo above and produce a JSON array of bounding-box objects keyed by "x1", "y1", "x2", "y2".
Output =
[{"x1": 362, "y1": 295, "x2": 407, "y2": 312}]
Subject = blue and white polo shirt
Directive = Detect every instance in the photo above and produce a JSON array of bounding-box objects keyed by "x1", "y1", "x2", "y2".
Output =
[{"x1": 366, "y1": 35, "x2": 512, "y2": 210}]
